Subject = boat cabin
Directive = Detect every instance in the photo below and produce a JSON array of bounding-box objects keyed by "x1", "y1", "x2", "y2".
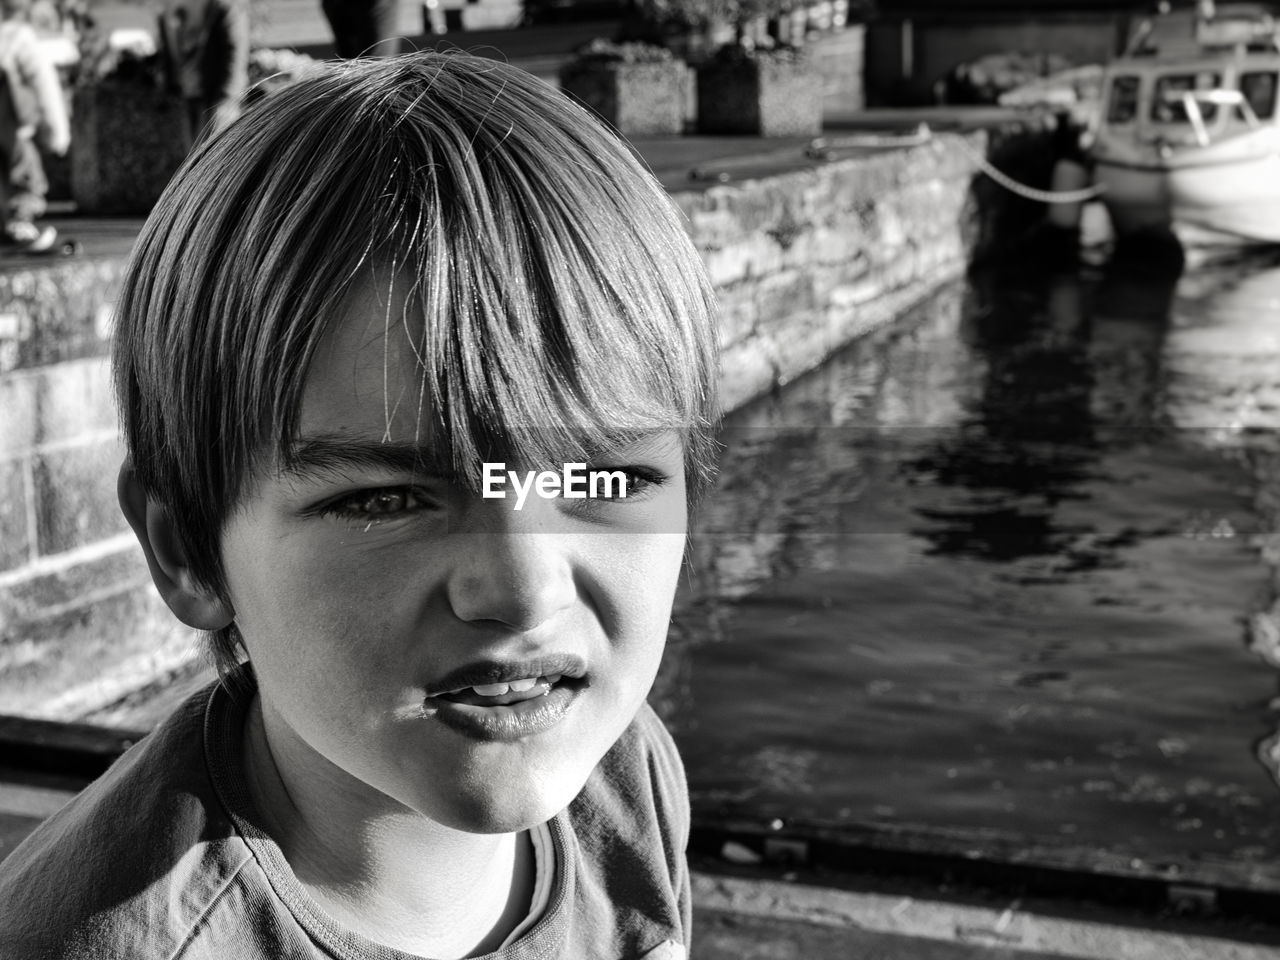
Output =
[{"x1": 1101, "y1": 4, "x2": 1280, "y2": 145}]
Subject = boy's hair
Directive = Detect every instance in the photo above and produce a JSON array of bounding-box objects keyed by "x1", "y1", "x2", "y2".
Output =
[{"x1": 112, "y1": 52, "x2": 719, "y2": 674}]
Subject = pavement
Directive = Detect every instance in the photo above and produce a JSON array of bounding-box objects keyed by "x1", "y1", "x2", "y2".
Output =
[
  {"x1": 20, "y1": 102, "x2": 1024, "y2": 271},
  {"x1": 7, "y1": 101, "x2": 1021, "y2": 277}
]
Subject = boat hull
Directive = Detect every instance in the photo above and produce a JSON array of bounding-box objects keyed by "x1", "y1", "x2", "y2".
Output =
[{"x1": 1093, "y1": 124, "x2": 1280, "y2": 245}]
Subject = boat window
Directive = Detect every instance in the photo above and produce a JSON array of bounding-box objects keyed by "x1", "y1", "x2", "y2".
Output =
[
  {"x1": 1151, "y1": 71, "x2": 1222, "y2": 122},
  {"x1": 1106, "y1": 75, "x2": 1141, "y2": 123},
  {"x1": 1241, "y1": 71, "x2": 1278, "y2": 119}
]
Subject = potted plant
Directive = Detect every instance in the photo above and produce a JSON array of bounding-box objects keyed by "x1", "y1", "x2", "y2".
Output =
[
  {"x1": 695, "y1": 39, "x2": 822, "y2": 137},
  {"x1": 558, "y1": 39, "x2": 691, "y2": 136},
  {"x1": 625, "y1": 0, "x2": 831, "y2": 137},
  {"x1": 69, "y1": 31, "x2": 189, "y2": 215}
]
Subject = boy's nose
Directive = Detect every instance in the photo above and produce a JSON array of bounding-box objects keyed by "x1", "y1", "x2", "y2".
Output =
[{"x1": 444, "y1": 503, "x2": 577, "y2": 631}]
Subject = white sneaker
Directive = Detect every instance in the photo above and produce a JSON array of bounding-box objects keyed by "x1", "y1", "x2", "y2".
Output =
[{"x1": 5, "y1": 221, "x2": 56, "y2": 251}]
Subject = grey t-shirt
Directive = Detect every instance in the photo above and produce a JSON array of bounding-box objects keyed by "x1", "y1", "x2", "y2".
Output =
[{"x1": 0, "y1": 677, "x2": 691, "y2": 959}]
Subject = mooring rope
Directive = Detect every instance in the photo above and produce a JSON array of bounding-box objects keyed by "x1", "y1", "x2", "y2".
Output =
[
  {"x1": 808, "y1": 125, "x2": 1108, "y2": 205},
  {"x1": 952, "y1": 134, "x2": 1108, "y2": 203}
]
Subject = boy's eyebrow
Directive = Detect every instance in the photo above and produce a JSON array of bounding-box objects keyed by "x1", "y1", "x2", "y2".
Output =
[{"x1": 282, "y1": 434, "x2": 457, "y2": 480}]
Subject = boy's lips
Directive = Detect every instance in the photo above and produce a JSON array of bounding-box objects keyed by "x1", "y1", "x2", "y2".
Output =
[
  {"x1": 424, "y1": 653, "x2": 586, "y2": 698},
  {"x1": 421, "y1": 654, "x2": 587, "y2": 741}
]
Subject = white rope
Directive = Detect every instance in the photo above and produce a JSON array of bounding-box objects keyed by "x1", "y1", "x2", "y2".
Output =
[
  {"x1": 808, "y1": 125, "x2": 1108, "y2": 205},
  {"x1": 949, "y1": 133, "x2": 1107, "y2": 204}
]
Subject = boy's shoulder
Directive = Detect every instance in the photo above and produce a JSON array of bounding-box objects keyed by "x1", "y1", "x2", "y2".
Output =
[
  {"x1": 0, "y1": 685, "x2": 258, "y2": 959},
  {"x1": 565, "y1": 701, "x2": 692, "y2": 956},
  {"x1": 577, "y1": 700, "x2": 689, "y2": 838}
]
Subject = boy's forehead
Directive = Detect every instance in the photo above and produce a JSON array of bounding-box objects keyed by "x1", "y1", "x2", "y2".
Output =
[
  {"x1": 299, "y1": 275, "x2": 429, "y2": 444},
  {"x1": 292, "y1": 273, "x2": 683, "y2": 473}
]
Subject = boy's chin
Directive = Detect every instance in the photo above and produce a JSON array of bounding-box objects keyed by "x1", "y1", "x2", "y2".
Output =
[{"x1": 420, "y1": 777, "x2": 586, "y2": 835}]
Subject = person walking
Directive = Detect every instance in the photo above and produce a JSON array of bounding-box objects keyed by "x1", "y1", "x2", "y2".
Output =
[
  {"x1": 0, "y1": 0, "x2": 68, "y2": 251},
  {"x1": 159, "y1": 0, "x2": 249, "y2": 151}
]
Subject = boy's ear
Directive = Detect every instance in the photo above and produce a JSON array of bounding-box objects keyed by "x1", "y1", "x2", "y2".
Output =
[{"x1": 118, "y1": 463, "x2": 234, "y2": 630}]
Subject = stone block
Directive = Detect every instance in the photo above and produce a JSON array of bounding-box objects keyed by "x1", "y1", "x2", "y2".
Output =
[
  {"x1": 769, "y1": 307, "x2": 836, "y2": 381},
  {"x1": 71, "y1": 87, "x2": 189, "y2": 215},
  {"x1": 703, "y1": 233, "x2": 788, "y2": 288},
  {"x1": 814, "y1": 25, "x2": 865, "y2": 111},
  {"x1": 718, "y1": 336, "x2": 781, "y2": 412},
  {"x1": 33, "y1": 357, "x2": 116, "y2": 445},
  {"x1": 0, "y1": 371, "x2": 37, "y2": 458},
  {"x1": 808, "y1": 257, "x2": 868, "y2": 307},
  {"x1": 0, "y1": 584, "x2": 197, "y2": 720},
  {"x1": 0, "y1": 457, "x2": 31, "y2": 572},
  {"x1": 33, "y1": 436, "x2": 128, "y2": 556},
  {"x1": 702, "y1": 244, "x2": 749, "y2": 289},
  {"x1": 787, "y1": 225, "x2": 864, "y2": 268},
  {"x1": 716, "y1": 286, "x2": 760, "y2": 349},
  {"x1": 0, "y1": 258, "x2": 128, "y2": 372},
  {"x1": 696, "y1": 53, "x2": 823, "y2": 138},
  {"x1": 0, "y1": 539, "x2": 146, "y2": 629},
  {"x1": 823, "y1": 158, "x2": 897, "y2": 217},
  {"x1": 559, "y1": 59, "x2": 690, "y2": 137},
  {"x1": 684, "y1": 203, "x2": 742, "y2": 250},
  {"x1": 719, "y1": 181, "x2": 794, "y2": 237},
  {"x1": 756, "y1": 269, "x2": 816, "y2": 329}
]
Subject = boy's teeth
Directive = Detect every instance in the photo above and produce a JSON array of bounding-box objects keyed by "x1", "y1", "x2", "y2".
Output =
[{"x1": 458, "y1": 675, "x2": 560, "y2": 698}]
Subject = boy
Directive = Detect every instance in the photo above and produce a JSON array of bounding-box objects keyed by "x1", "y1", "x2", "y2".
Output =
[
  {"x1": 0, "y1": 51, "x2": 718, "y2": 958},
  {"x1": 0, "y1": 0, "x2": 68, "y2": 251}
]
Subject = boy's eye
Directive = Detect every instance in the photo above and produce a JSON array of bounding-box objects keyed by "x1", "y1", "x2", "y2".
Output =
[
  {"x1": 598, "y1": 467, "x2": 664, "y2": 499},
  {"x1": 317, "y1": 486, "x2": 436, "y2": 521},
  {"x1": 577, "y1": 466, "x2": 668, "y2": 503}
]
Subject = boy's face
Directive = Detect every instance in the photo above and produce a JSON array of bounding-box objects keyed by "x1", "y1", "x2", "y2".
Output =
[{"x1": 219, "y1": 279, "x2": 689, "y2": 833}]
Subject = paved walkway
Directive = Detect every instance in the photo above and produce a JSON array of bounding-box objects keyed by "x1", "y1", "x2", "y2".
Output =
[{"x1": 20, "y1": 101, "x2": 1019, "y2": 273}]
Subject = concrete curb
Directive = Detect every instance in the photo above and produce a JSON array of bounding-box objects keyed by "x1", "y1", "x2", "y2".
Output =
[{"x1": 691, "y1": 872, "x2": 1280, "y2": 960}]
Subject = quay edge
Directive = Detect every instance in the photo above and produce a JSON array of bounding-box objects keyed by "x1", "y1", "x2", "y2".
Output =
[{"x1": 667, "y1": 118, "x2": 1058, "y2": 411}]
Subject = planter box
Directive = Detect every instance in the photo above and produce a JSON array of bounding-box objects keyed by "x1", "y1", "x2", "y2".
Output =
[
  {"x1": 559, "y1": 59, "x2": 691, "y2": 137},
  {"x1": 71, "y1": 87, "x2": 188, "y2": 215},
  {"x1": 696, "y1": 53, "x2": 822, "y2": 137}
]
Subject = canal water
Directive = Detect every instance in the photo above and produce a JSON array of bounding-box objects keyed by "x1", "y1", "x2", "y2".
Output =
[{"x1": 658, "y1": 250, "x2": 1280, "y2": 891}]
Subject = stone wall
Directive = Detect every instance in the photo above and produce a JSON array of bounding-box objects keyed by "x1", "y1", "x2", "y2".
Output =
[
  {"x1": 0, "y1": 122, "x2": 1051, "y2": 724},
  {"x1": 0, "y1": 259, "x2": 201, "y2": 721},
  {"x1": 672, "y1": 124, "x2": 1050, "y2": 410}
]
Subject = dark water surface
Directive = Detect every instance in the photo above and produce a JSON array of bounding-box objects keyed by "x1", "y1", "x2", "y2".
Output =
[{"x1": 659, "y1": 253, "x2": 1280, "y2": 890}]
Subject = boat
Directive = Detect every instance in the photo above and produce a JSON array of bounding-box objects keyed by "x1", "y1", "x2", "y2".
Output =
[{"x1": 1089, "y1": 2, "x2": 1280, "y2": 246}]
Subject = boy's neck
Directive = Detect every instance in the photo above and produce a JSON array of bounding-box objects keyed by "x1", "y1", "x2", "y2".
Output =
[{"x1": 241, "y1": 695, "x2": 537, "y2": 958}]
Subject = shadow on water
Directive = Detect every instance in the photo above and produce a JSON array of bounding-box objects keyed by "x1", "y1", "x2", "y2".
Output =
[
  {"x1": 905, "y1": 251, "x2": 1183, "y2": 570},
  {"x1": 662, "y1": 246, "x2": 1280, "y2": 894}
]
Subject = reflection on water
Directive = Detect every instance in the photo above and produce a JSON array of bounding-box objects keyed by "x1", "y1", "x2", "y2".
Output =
[{"x1": 661, "y1": 253, "x2": 1280, "y2": 889}]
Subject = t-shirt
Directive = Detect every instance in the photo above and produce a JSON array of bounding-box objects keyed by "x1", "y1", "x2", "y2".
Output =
[{"x1": 0, "y1": 676, "x2": 691, "y2": 959}]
